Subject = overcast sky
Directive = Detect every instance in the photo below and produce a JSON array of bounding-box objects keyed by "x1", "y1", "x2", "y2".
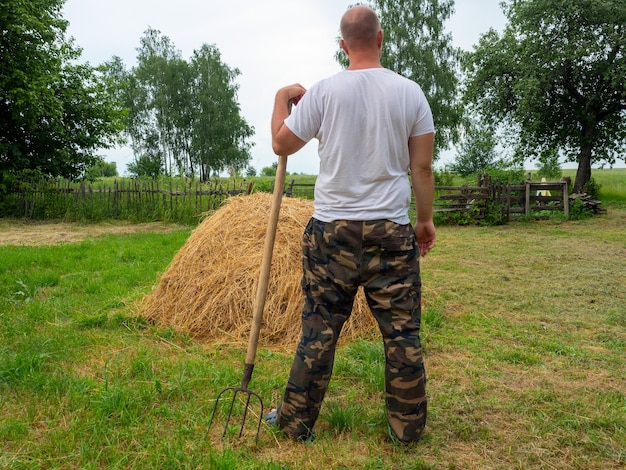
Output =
[{"x1": 62, "y1": 0, "x2": 508, "y2": 176}]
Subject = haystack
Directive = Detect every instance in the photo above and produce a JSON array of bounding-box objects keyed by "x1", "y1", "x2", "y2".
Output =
[{"x1": 140, "y1": 192, "x2": 378, "y2": 348}]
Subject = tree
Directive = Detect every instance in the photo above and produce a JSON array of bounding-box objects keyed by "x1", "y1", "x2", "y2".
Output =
[
  {"x1": 463, "y1": 0, "x2": 626, "y2": 193},
  {"x1": 337, "y1": 0, "x2": 463, "y2": 156},
  {"x1": 261, "y1": 162, "x2": 278, "y2": 177},
  {"x1": 0, "y1": 0, "x2": 125, "y2": 181},
  {"x1": 189, "y1": 44, "x2": 254, "y2": 180},
  {"x1": 450, "y1": 119, "x2": 499, "y2": 176},
  {"x1": 535, "y1": 149, "x2": 562, "y2": 181},
  {"x1": 112, "y1": 29, "x2": 254, "y2": 180},
  {"x1": 102, "y1": 55, "x2": 147, "y2": 169},
  {"x1": 84, "y1": 159, "x2": 118, "y2": 180},
  {"x1": 131, "y1": 28, "x2": 185, "y2": 176},
  {"x1": 125, "y1": 129, "x2": 164, "y2": 178}
]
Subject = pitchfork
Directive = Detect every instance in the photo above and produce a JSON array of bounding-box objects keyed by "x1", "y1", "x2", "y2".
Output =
[{"x1": 208, "y1": 153, "x2": 288, "y2": 439}]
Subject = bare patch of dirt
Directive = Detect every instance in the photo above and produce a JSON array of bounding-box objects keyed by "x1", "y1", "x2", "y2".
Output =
[{"x1": 0, "y1": 220, "x2": 188, "y2": 246}]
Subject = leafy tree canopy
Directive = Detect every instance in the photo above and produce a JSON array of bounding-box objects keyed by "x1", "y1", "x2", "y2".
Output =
[
  {"x1": 108, "y1": 29, "x2": 255, "y2": 180},
  {"x1": 463, "y1": 0, "x2": 626, "y2": 192},
  {"x1": 0, "y1": 0, "x2": 125, "y2": 181},
  {"x1": 450, "y1": 119, "x2": 499, "y2": 176},
  {"x1": 85, "y1": 159, "x2": 118, "y2": 180}
]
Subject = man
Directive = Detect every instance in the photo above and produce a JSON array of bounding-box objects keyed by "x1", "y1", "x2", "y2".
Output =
[{"x1": 268, "y1": 5, "x2": 436, "y2": 443}]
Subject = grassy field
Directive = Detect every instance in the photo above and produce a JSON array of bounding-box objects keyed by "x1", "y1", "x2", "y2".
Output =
[
  {"x1": 1, "y1": 184, "x2": 625, "y2": 468},
  {"x1": 560, "y1": 167, "x2": 626, "y2": 203}
]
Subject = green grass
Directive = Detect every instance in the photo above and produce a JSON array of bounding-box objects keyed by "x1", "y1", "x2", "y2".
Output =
[
  {"x1": 1, "y1": 205, "x2": 625, "y2": 468},
  {"x1": 562, "y1": 168, "x2": 626, "y2": 204}
]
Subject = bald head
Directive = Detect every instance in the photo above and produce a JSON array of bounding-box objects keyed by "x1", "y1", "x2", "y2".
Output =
[{"x1": 340, "y1": 5, "x2": 381, "y2": 51}]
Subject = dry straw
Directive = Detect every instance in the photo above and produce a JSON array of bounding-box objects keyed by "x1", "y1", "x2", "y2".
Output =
[{"x1": 140, "y1": 192, "x2": 378, "y2": 349}]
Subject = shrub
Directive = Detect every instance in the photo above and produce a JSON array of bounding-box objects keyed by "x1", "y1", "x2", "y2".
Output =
[
  {"x1": 434, "y1": 168, "x2": 455, "y2": 186},
  {"x1": 568, "y1": 198, "x2": 595, "y2": 220},
  {"x1": 583, "y1": 177, "x2": 602, "y2": 199},
  {"x1": 482, "y1": 202, "x2": 506, "y2": 226},
  {"x1": 536, "y1": 149, "x2": 562, "y2": 180}
]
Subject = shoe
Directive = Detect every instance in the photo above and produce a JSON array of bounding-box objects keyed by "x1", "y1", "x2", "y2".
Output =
[
  {"x1": 264, "y1": 409, "x2": 278, "y2": 425},
  {"x1": 264, "y1": 409, "x2": 316, "y2": 443}
]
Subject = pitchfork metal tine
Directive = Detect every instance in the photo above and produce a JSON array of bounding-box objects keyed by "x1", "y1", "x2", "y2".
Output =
[{"x1": 207, "y1": 385, "x2": 264, "y2": 439}]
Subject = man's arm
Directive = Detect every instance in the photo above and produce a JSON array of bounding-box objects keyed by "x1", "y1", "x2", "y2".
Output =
[
  {"x1": 271, "y1": 84, "x2": 307, "y2": 156},
  {"x1": 409, "y1": 132, "x2": 436, "y2": 256}
]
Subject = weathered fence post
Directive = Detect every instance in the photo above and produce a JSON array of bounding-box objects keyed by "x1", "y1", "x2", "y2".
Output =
[
  {"x1": 286, "y1": 179, "x2": 295, "y2": 197},
  {"x1": 562, "y1": 179, "x2": 569, "y2": 218},
  {"x1": 169, "y1": 180, "x2": 174, "y2": 215},
  {"x1": 506, "y1": 183, "x2": 511, "y2": 221},
  {"x1": 525, "y1": 180, "x2": 531, "y2": 217}
]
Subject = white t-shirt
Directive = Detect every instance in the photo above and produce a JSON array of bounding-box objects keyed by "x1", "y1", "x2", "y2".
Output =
[{"x1": 284, "y1": 68, "x2": 434, "y2": 225}]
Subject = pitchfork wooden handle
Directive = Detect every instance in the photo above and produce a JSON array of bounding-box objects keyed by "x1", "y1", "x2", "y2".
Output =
[{"x1": 243, "y1": 153, "x2": 288, "y2": 379}]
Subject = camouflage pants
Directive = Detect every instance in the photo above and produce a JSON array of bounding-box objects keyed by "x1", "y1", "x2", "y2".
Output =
[{"x1": 276, "y1": 218, "x2": 427, "y2": 443}]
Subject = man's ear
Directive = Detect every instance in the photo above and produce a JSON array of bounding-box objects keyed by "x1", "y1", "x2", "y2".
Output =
[{"x1": 340, "y1": 38, "x2": 349, "y2": 56}]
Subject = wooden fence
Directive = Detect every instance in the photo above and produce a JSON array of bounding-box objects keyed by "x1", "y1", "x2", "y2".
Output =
[
  {"x1": 3, "y1": 175, "x2": 570, "y2": 224},
  {"x1": 433, "y1": 180, "x2": 569, "y2": 221},
  {"x1": 286, "y1": 175, "x2": 570, "y2": 223},
  {"x1": 3, "y1": 178, "x2": 252, "y2": 223}
]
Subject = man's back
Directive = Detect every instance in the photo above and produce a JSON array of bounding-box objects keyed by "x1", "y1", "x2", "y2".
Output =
[{"x1": 285, "y1": 68, "x2": 434, "y2": 224}]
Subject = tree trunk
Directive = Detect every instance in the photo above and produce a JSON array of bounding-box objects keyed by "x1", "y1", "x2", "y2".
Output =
[
  {"x1": 574, "y1": 145, "x2": 592, "y2": 193},
  {"x1": 573, "y1": 125, "x2": 595, "y2": 193}
]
